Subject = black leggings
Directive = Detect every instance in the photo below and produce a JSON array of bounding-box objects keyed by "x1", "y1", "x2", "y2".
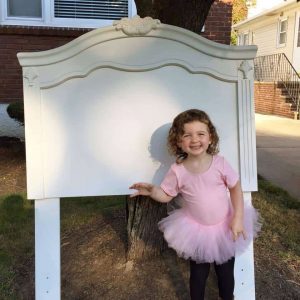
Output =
[{"x1": 190, "y1": 257, "x2": 235, "y2": 300}]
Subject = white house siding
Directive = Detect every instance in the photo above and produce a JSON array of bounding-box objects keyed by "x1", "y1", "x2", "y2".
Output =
[
  {"x1": 235, "y1": 2, "x2": 300, "y2": 64},
  {"x1": 254, "y1": 21, "x2": 282, "y2": 57}
]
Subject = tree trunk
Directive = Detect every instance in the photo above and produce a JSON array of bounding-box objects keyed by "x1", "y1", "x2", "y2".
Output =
[
  {"x1": 135, "y1": 0, "x2": 216, "y2": 34},
  {"x1": 126, "y1": 0, "x2": 216, "y2": 260},
  {"x1": 126, "y1": 196, "x2": 167, "y2": 260}
]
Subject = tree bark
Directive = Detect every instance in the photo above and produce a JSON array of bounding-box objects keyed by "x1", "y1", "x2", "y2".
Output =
[
  {"x1": 126, "y1": 0, "x2": 216, "y2": 260},
  {"x1": 126, "y1": 196, "x2": 167, "y2": 260},
  {"x1": 135, "y1": 0, "x2": 216, "y2": 33}
]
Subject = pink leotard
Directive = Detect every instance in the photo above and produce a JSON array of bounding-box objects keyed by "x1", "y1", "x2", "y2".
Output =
[{"x1": 158, "y1": 155, "x2": 261, "y2": 264}]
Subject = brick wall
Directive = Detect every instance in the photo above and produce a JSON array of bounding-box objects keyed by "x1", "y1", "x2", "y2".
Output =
[
  {"x1": 201, "y1": 0, "x2": 233, "y2": 45},
  {"x1": 254, "y1": 82, "x2": 296, "y2": 119},
  {"x1": 0, "y1": 0, "x2": 233, "y2": 103},
  {"x1": 0, "y1": 27, "x2": 90, "y2": 103}
]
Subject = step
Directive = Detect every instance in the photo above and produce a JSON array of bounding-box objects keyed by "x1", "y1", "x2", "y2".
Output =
[
  {"x1": 277, "y1": 83, "x2": 300, "y2": 89},
  {"x1": 280, "y1": 90, "x2": 300, "y2": 95}
]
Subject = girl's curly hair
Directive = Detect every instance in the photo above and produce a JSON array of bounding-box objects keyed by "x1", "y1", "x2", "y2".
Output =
[{"x1": 168, "y1": 109, "x2": 219, "y2": 162}]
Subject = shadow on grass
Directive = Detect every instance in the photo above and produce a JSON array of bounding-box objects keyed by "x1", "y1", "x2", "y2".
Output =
[
  {"x1": 60, "y1": 195, "x2": 125, "y2": 230},
  {"x1": 253, "y1": 175, "x2": 300, "y2": 257},
  {"x1": 257, "y1": 175, "x2": 300, "y2": 210}
]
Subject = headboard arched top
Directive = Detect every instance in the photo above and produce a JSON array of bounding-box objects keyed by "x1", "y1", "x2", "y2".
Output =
[
  {"x1": 18, "y1": 17, "x2": 257, "y2": 87},
  {"x1": 18, "y1": 16, "x2": 257, "y2": 66}
]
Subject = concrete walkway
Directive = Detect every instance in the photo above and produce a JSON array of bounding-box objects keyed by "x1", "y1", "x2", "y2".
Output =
[{"x1": 255, "y1": 113, "x2": 300, "y2": 200}]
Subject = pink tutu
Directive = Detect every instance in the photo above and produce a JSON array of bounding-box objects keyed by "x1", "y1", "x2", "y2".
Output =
[{"x1": 158, "y1": 203, "x2": 261, "y2": 265}]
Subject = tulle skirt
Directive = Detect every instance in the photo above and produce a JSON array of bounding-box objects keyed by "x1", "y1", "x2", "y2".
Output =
[{"x1": 158, "y1": 203, "x2": 261, "y2": 265}]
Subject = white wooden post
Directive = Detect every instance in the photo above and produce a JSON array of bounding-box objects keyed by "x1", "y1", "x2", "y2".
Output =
[
  {"x1": 35, "y1": 198, "x2": 60, "y2": 299},
  {"x1": 234, "y1": 193, "x2": 256, "y2": 300}
]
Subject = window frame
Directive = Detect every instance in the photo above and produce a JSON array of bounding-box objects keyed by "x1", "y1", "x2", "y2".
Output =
[
  {"x1": 0, "y1": 0, "x2": 136, "y2": 28},
  {"x1": 277, "y1": 17, "x2": 288, "y2": 48},
  {"x1": 238, "y1": 31, "x2": 250, "y2": 46},
  {"x1": 243, "y1": 32, "x2": 249, "y2": 45},
  {"x1": 297, "y1": 15, "x2": 300, "y2": 48}
]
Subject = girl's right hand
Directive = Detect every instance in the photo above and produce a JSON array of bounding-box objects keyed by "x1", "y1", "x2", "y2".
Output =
[{"x1": 129, "y1": 183, "x2": 154, "y2": 198}]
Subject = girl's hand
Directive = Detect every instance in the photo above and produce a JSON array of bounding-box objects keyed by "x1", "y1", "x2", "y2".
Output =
[
  {"x1": 129, "y1": 182, "x2": 154, "y2": 198},
  {"x1": 230, "y1": 216, "x2": 247, "y2": 241}
]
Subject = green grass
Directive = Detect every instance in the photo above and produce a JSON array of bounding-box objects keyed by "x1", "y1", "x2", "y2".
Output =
[
  {"x1": 0, "y1": 180, "x2": 299, "y2": 298},
  {"x1": 60, "y1": 195, "x2": 125, "y2": 231},
  {"x1": 0, "y1": 193, "x2": 34, "y2": 298},
  {"x1": 0, "y1": 194, "x2": 125, "y2": 298},
  {"x1": 252, "y1": 176, "x2": 300, "y2": 278}
]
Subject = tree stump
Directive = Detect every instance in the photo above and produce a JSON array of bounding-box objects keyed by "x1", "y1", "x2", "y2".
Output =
[{"x1": 126, "y1": 196, "x2": 167, "y2": 260}]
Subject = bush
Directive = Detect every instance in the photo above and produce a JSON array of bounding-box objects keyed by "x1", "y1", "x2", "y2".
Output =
[{"x1": 7, "y1": 102, "x2": 24, "y2": 124}]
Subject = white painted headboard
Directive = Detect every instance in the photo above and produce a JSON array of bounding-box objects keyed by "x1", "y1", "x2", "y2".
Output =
[
  {"x1": 18, "y1": 16, "x2": 258, "y2": 299},
  {"x1": 18, "y1": 16, "x2": 257, "y2": 200}
]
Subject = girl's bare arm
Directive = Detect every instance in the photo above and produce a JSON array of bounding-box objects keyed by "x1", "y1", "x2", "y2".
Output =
[
  {"x1": 129, "y1": 183, "x2": 173, "y2": 203},
  {"x1": 229, "y1": 181, "x2": 247, "y2": 241}
]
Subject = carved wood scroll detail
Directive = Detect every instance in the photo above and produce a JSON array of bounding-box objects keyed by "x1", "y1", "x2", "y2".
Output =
[
  {"x1": 238, "y1": 60, "x2": 252, "y2": 79},
  {"x1": 24, "y1": 68, "x2": 38, "y2": 86},
  {"x1": 113, "y1": 15, "x2": 161, "y2": 36}
]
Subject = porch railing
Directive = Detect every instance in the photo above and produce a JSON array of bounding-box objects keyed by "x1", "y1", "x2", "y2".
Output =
[{"x1": 254, "y1": 53, "x2": 300, "y2": 116}]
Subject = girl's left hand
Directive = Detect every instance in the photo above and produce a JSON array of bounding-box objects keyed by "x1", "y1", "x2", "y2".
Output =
[{"x1": 230, "y1": 217, "x2": 247, "y2": 241}]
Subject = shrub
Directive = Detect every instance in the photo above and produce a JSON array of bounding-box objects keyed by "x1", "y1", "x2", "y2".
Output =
[{"x1": 7, "y1": 102, "x2": 24, "y2": 124}]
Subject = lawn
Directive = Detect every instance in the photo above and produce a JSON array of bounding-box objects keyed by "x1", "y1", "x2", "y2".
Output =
[{"x1": 0, "y1": 177, "x2": 299, "y2": 299}]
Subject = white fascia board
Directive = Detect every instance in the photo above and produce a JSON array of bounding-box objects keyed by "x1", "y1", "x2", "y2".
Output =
[{"x1": 233, "y1": 0, "x2": 298, "y2": 29}]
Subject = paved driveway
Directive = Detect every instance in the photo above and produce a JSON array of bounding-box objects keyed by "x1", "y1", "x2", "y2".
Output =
[{"x1": 255, "y1": 113, "x2": 300, "y2": 200}]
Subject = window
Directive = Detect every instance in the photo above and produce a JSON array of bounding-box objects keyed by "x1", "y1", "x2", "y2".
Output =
[
  {"x1": 1, "y1": 0, "x2": 137, "y2": 28},
  {"x1": 7, "y1": 0, "x2": 42, "y2": 18},
  {"x1": 238, "y1": 32, "x2": 249, "y2": 46},
  {"x1": 278, "y1": 18, "x2": 288, "y2": 47},
  {"x1": 54, "y1": 0, "x2": 128, "y2": 20}
]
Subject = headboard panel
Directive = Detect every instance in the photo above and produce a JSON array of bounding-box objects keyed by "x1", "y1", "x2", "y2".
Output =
[{"x1": 18, "y1": 17, "x2": 257, "y2": 200}]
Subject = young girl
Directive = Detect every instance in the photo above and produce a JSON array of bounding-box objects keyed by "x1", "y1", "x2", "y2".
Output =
[{"x1": 130, "y1": 109, "x2": 260, "y2": 300}]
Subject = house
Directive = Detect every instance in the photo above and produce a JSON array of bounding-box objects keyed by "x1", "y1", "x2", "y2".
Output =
[
  {"x1": 233, "y1": 0, "x2": 300, "y2": 119},
  {"x1": 0, "y1": 0, "x2": 234, "y2": 105},
  {"x1": 234, "y1": 0, "x2": 300, "y2": 70}
]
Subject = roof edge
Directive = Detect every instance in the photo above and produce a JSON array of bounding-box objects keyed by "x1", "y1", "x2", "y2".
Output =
[{"x1": 233, "y1": 0, "x2": 298, "y2": 29}]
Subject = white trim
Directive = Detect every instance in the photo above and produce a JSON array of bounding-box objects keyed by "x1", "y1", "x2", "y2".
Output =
[
  {"x1": 23, "y1": 67, "x2": 45, "y2": 198},
  {"x1": 0, "y1": 0, "x2": 137, "y2": 28},
  {"x1": 237, "y1": 75, "x2": 257, "y2": 191},
  {"x1": 44, "y1": 0, "x2": 51, "y2": 24}
]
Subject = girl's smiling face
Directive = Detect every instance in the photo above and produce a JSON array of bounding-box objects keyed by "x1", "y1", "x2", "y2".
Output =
[{"x1": 177, "y1": 121, "x2": 211, "y2": 157}]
